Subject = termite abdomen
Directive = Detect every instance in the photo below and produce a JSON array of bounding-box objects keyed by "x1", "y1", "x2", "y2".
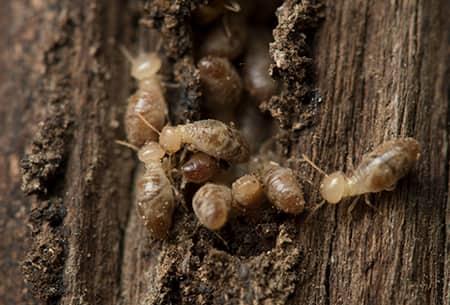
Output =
[
  {"x1": 259, "y1": 162, "x2": 305, "y2": 214},
  {"x1": 197, "y1": 56, "x2": 243, "y2": 112},
  {"x1": 232, "y1": 174, "x2": 265, "y2": 211},
  {"x1": 192, "y1": 183, "x2": 232, "y2": 230},
  {"x1": 125, "y1": 86, "x2": 166, "y2": 146},
  {"x1": 136, "y1": 163, "x2": 175, "y2": 239},
  {"x1": 181, "y1": 152, "x2": 219, "y2": 183}
]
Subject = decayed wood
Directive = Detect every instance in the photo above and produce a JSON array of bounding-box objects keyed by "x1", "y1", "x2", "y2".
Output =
[{"x1": 0, "y1": 0, "x2": 448, "y2": 305}]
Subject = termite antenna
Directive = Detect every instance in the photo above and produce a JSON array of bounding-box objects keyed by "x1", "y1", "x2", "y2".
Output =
[
  {"x1": 119, "y1": 45, "x2": 135, "y2": 64},
  {"x1": 137, "y1": 113, "x2": 161, "y2": 135},
  {"x1": 224, "y1": 1, "x2": 241, "y2": 12},
  {"x1": 301, "y1": 154, "x2": 328, "y2": 176},
  {"x1": 305, "y1": 200, "x2": 326, "y2": 223},
  {"x1": 115, "y1": 140, "x2": 139, "y2": 152}
]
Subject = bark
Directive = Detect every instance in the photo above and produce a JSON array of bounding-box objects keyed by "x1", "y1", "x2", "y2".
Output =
[{"x1": 0, "y1": 0, "x2": 448, "y2": 305}]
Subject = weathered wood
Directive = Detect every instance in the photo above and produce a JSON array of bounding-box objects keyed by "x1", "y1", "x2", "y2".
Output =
[
  {"x1": 0, "y1": 0, "x2": 448, "y2": 305},
  {"x1": 293, "y1": 0, "x2": 449, "y2": 304}
]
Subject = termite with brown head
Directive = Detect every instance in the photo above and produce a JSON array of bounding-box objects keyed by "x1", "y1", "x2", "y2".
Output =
[
  {"x1": 133, "y1": 141, "x2": 176, "y2": 239},
  {"x1": 197, "y1": 56, "x2": 243, "y2": 121},
  {"x1": 192, "y1": 183, "x2": 232, "y2": 230},
  {"x1": 252, "y1": 158, "x2": 305, "y2": 214},
  {"x1": 121, "y1": 31, "x2": 168, "y2": 147},
  {"x1": 303, "y1": 138, "x2": 421, "y2": 206}
]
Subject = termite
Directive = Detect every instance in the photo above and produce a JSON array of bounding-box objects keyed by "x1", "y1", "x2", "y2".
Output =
[
  {"x1": 121, "y1": 42, "x2": 168, "y2": 147},
  {"x1": 192, "y1": 183, "x2": 232, "y2": 230},
  {"x1": 242, "y1": 29, "x2": 278, "y2": 103},
  {"x1": 154, "y1": 119, "x2": 250, "y2": 164},
  {"x1": 135, "y1": 141, "x2": 176, "y2": 239},
  {"x1": 253, "y1": 159, "x2": 305, "y2": 214},
  {"x1": 197, "y1": 56, "x2": 243, "y2": 116},
  {"x1": 231, "y1": 174, "x2": 265, "y2": 211},
  {"x1": 303, "y1": 138, "x2": 421, "y2": 205},
  {"x1": 181, "y1": 152, "x2": 220, "y2": 184}
]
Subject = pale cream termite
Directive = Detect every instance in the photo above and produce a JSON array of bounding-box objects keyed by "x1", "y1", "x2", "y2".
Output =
[
  {"x1": 135, "y1": 141, "x2": 176, "y2": 239},
  {"x1": 304, "y1": 138, "x2": 421, "y2": 204},
  {"x1": 197, "y1": 56, "x2": 243, "y2": 114},
  {"x1": 181, "y1": 152, "x2": 220, "y2": 184},
  {"x1": 231, "y1": 174, "x2": 265, "y2": 211},
  {"x1": 121, "y1": 46, "x2": 168, "y2": 147},
  {"x1": 253, "y1": 159, "x2": 305, "y2": 214},
  {"x1": 192, "y1": 183, "x2": 232, "y2": 230},
  {"x1": 157, "y1": 119, "x2": 250, "y2": 164}
]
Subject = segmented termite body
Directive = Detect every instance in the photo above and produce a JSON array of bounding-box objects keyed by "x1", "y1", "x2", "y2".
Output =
[
  {"x1": 232, "y1": 174, "x2": 265, "y2": 211},
  {"x1": 319, "y1": 138, "x2": 421, "y2": 204},
  {"x1": 123, "y1": 48, "x2": 167, "y2": 147},
  {"x1": 192, "y1": 183, "x2": 232, "y2": 230},
  {"x1": 136, "y1": 142, "x2": 175, "y2": 239},
  {"x1": 243, "y1": 29, "x2": 278, "y2": 103},
  {"x1": 181, "y1": 152, "x2": 220, "y2": 184},
  {"x1": 199, "y1": 13, "x2": 247, "y2": 60},
  {"x1": 159, "y1": 119, "x2": 250, "y2": 163},
  {"x1": 197, "y1": 56, "x2": 243, "y2": 112},
  {"x1": 255, "y1": 160, "x2": 305, "y2": 214}
]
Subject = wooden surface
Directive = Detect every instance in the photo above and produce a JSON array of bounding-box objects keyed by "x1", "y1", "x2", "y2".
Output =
[{"x1": 0, "y1": 0, "x2": 448, "y2": 305}]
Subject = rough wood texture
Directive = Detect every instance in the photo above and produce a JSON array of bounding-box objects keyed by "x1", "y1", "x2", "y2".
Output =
[{"x1": 0, "y1": 0, "x2": 448, "y2": 305}]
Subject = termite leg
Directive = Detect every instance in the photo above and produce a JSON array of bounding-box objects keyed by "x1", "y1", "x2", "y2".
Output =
[
  {"x1": 347, "y1": 196, "x2": 360, "y2": 219},
  {"x1": 305, "y1": 200, "x2": 326, "y2": 223}
]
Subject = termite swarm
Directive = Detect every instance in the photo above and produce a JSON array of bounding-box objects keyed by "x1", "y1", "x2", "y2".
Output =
[
  {"x1": 135, "y1": 141, "x2": 176, "y2": 239},
  {"x1": 303, "y1": 138, "x2": 421, "y2": 204},
  {"x1": 253, "y1": 159, "x2": 305, "y2": 214},
  {"x1": 192, "y1": 183, "x2": 232, "y2": 230},
  {"x1": 121, "y1": 33, "x2": 167, "y2": 147},
  {"x1": 231, "y1": 174, "x2": 265, "y2": 211},
  {"x1": 181, "y1": 152, "x2": 220, "y2": 184},
  {"x1": 158, "y1": 119, "x2": 250, "y2": 164}
]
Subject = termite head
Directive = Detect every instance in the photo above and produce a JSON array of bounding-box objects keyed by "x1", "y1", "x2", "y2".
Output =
[
  {"x1": 131, "y1": 53, "x2": 162, "y2": 80},
  {"x1": 121, "y1": 46, "x2": 162, "y2": 81},
  {"x1": 159, "y1": 126, "x2": 182, "y2": 153},
  {"x1": 320, "y1": 172, "x2": 347, "y2": 204},
  {"x1": 138, "y1": 141, "x2": 165, "y2": 163}
]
